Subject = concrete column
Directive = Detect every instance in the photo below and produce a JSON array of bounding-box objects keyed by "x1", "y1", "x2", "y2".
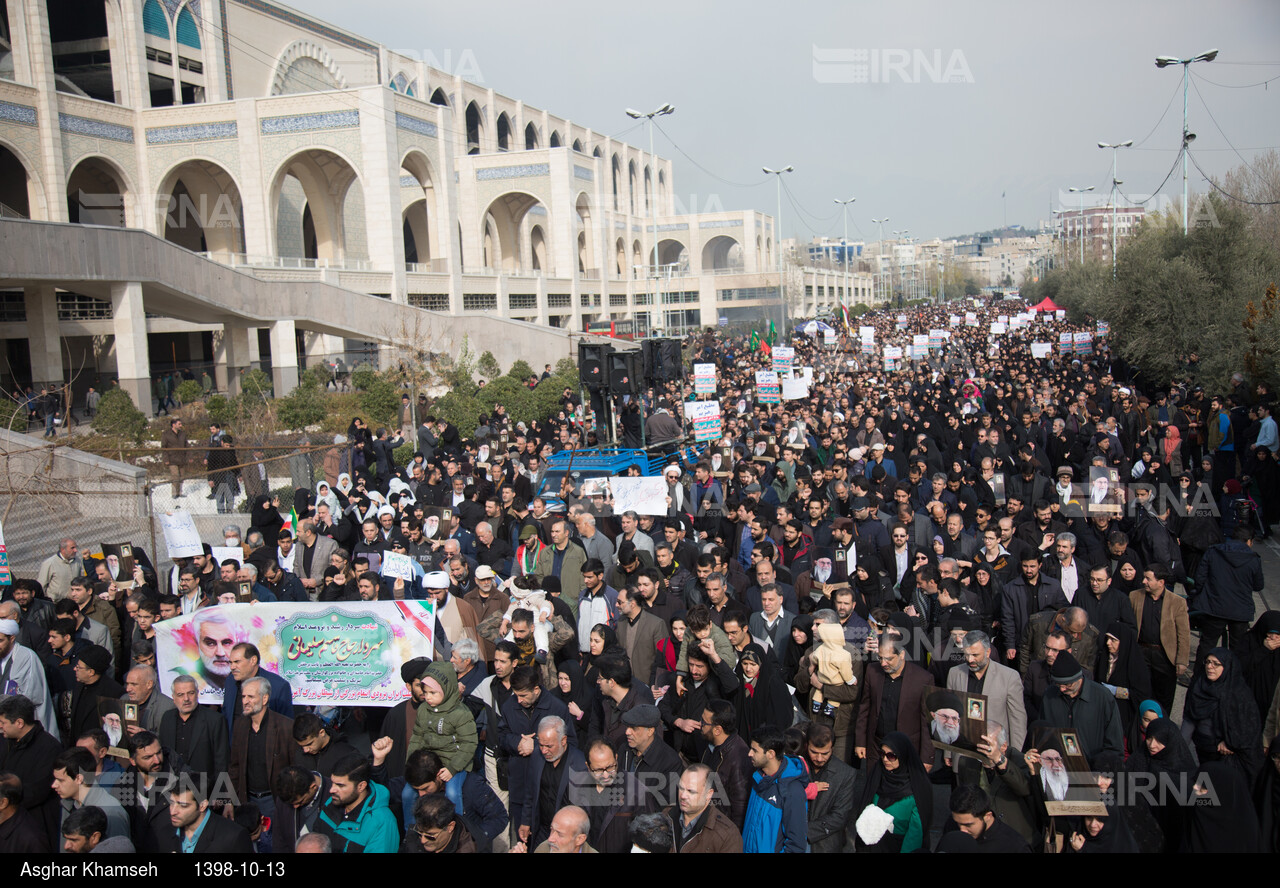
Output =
[
  {"x1": 24, "y1": 285, "x2": 62, "y2": 388},
  {"x1": 247, "y1": 327, "x2": 261, "y2": 368},
  {"x1": 110, "y1": 282, "x2": 152, "y2": 417},
  {"x1": 215, "y1": 324, "x2": 251, "y2": 396},
  {"x1": 269, "y1": 319, "x2": 299, "y2": 396}
]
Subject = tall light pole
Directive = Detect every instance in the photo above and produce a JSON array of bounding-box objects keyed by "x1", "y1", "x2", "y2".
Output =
[
  {"x1": 1067, "y1": 187, "x2": 1094, "y2": 263},
  {"x1": 834, "y1": 196, "x2": 855, "y2": 315},
  {"x1": 764, "y1": 165, "x2": 793, "y2": 336},
  {"x1": 625, "y1": 103, "x2": 675, "y2": 324},
  {"x1": 893, "y1": 229, "x2": 909, "y2": 304},
  {"x1": 1156, "y1": 49, "x2": 1217, "y2": 235},
  {"x1": 1098, "y1": 140, "x2": 1133, "y2": 277},
  {"x1": 872, "y1": 217, "x2": 888, "y2": 303}
]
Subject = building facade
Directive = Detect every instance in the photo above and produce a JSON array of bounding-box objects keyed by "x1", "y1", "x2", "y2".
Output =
[{"x1": 0, "y1": 0, "x2": 882, "y2": 405}]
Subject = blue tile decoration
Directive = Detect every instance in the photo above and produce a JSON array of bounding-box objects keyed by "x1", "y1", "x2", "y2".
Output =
[
  {"x1": 59, "y1": 114, "x2": 134, "y2": 143},
  {"x1": 573, "y1": 165, "x2": 593, "y2": 181},
  {"x1": 395, "y1": 112, "x2": 437, "y2": 138},
  {"x1": 146, "y1": 121, "x2": 238, "y2": 143},
  {"x1": 399, "y1": 175, "x2": 419, "y2": 187},
  {"x1": 0, "y1": 101, "x2": 37, "y2": 127},
  {"x1": 615, "y1": 221, "x2": 625, "y2": 230},
  {"x1": 528, "y1": 205, "x2": 547, "y2": 216},
  {"x1": 160, "y1": 0, "x2": 182, "y2": 17},
  {"x1": 648, "y1": 222, "x2": 688, "y2": 232},
  {"x1": 699, "y1": 219, "x2": 742, "y2": 229},
  {"x1": 476, "y1": 163, "x2": 550, "y2": 181},
  {"x1": 261, "y1": 110, "x2": 359, "y2": 134}
]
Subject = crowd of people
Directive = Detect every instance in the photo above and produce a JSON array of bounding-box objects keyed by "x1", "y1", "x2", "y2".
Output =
[{"x1": 1, "y1": 296, "x2": 1278, "y2": 855}]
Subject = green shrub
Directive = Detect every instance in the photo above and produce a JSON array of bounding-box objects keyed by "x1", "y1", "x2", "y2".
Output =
[
  {"x1": 350, "y1": 363, "x2": 379, "y2": 392},
  {"x1": 240, "y1": 368, "x2": 273, "y2": 400},
  {"x1": 430, "y1": 390, "x2": 481, "y2": 431},
  {"x1": 205, "y1": 394, "x2": 235, "y2": 427},
  {"x1": 477, "y1": 350, "x2": 502, "y2": 380},
  {"x1": 278, "y1": 383, "x2": 327, "y2": 430},
  {"x1": 301, "y1": 363, "x2": 333, "y2": 390},
  {"x1": 175, "y1": 379, "x2": 204, "y2": 405},
  {"x1": 392, "y1": 441, "x2": 415, "y2": 467},
  {"x1": 554, "y1": 357, "x2": 577, "y2": 377},
  {"x1": 506, "y1": 359, "x2": 534, "y2": 382},
  {"x1": 357, "y1": 376, "x2": 399, "y2": 427},
  {"x1": 92, "y1": 389, "x2": 148, "y2": 442}
]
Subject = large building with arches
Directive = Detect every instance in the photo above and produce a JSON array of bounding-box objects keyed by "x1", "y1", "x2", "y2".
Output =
[{"x1": 0, "y1": 0, "x2": 872, "y2": 409}]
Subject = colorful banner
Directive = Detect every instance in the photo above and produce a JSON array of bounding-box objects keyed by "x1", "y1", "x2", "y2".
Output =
[
  {"x1": 1074, "y1": 332, "x2": 1094, "y2": 355},
  {"x1": 929, "y1": 329, "x2": 947, "y2": 349},
  {"x1": 1096, "y1": 321, "x2": 1109, "y2": 336},
  {"x1": 155, "y1": 601, "x2": 437, "y2": 707},
  {"x1": 1055, "y1": 310, "x2": 1066, "y2": 320},
  {"x1": 965, "y1": 312, "x2": 978, "y2": 327},
  {"x1": 1059, "y1": 332, "x2": 1074, "y2": 354},
  {"x1": 693, "y1": 363, "x2": 717, "y2": 395},
  {"x1": 949, "y1": 315, "x2": 961, "y2": 327},
  {"x1": 883, "y1": 346, "x2": 903, "y2": 371},
  {"x1": 687, "y1": 401, "x2": 724, "y2": 442},
  {"x1": 755, "y1": 370, "x2": 781, "y2": 404},
  {"x1": 772, "y1": 346, "x2": 795, "y2": 376}
]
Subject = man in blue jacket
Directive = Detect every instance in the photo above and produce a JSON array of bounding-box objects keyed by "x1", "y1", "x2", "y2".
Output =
[
  {"x1": 1193, "y1": 525, "x2": 1265, "y2": 669},
  {"x1": 742, "y1": 724, "x2": 808, "y2": 853},
  {"x1": 313, "y1": 753, "x2": 399, "y2": 853},
  {"x1": 222, "y1": 642, "x2": 293, "y2": 732}
]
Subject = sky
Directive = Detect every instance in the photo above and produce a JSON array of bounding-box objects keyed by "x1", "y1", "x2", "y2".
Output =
[{"x1": 304, "y1": 0, "x2": 1280, "y2": 242}]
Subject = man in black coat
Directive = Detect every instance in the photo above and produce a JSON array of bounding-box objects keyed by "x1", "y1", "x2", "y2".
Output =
[
  {"x1": 67, "y1": 645, "x2": 123, "y2": 744},
  {"x1": 157, "y1": 676, "x2": 229, "y2": 790},
  {"x1": 0, "y1": 695, "x2": 64, "y2": 848},
  {"x1": 949, "y1": 784, "x2": 1032, "y2": 852},
  {"x1": 1077, "y1": 564, "x2": 1136, "y2": 634},
  {"x1": 619, "y1": 705, "x2": 682, "y2": 808},
  {"x1": 805, "y1": 723, "x2": 856, "y2": 853},
  {"x1": 161, "y1": 784, "x2": 253, "y2": 853},
  {"x1": 0, "y1": 773, "x2": 51, "y2": 852},
  {"x1": 1000, "y1": 553, "x2": 1068, "y2": 664}
]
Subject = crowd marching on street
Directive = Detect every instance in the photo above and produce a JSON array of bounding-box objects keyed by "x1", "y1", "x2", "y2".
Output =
[{"x1": 2, "y1": 296, "x2": 1279, "y2": 856}]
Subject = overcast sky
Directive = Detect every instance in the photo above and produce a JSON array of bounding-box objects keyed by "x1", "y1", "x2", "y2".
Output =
[{"x1": 307, "y1": 0, "x2": 1280, "y2": 242}]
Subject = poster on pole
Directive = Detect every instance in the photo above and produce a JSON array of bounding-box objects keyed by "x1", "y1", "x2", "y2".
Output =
[
  {"x1": 772, "y1": 347, "x2": 795, "y2": 376},
  {"x1": 1096, "y1": 321, "x2": 1110, "y2": 336},
  {"x1": 989, "y1": 323, "x2": 1006, "y2": 336},
  {"x1": 1031, "y1": 342, "x2": 1052, "y2": 359},
  {"x1": 693, "y1": 363, "x2": 718, "y2": 395},
  {"x1": 965, "y1": 312, "x2": 978, "y2": 327},
  {"x1": 211, "y1": 546, "x2": 243, "y2": 568},
  {"x1": 896, "y1": 315, "x2": 909, "y2": 330},
  {"x1": 755, "y1": 370, "x2": 781, "y2": 404},
  {"x1": 912, "y1": 334, "x2": 929, "y2": 351},
  {"x1": 608, "y1": 476, "x2": 670, "y2": 515},
  {"x1": 154, "y1": 601, "x2": 437, "y2": 706},
  {"x1": 1059, "y1": 332, "x2": 1074, "y2": 354},
  {"x1": 929, "y1": 329, "x2": 947, "y2": 349},
  {"x1": 687, "y1": 400, "x2": 723, "y2": 442},
  {"x1": 883, "y1": 346, "x2": 904, "y2": 371},
  {"x1": 1074, "y1": 332, "x2": 1094, "y2": 355},
  {"x1": 159, "y1": 511, "x2": 203, "y2": 559},
  {"x1": 949, "y1": 315, "x2": 961, "y2": 327},
  {"x1": 0, "y1": 518, "x2": 9, "y2": 586},
  {"x1": 1055, "y1": 309, "x2": 1066, "y2": 320},
  {"x1": 381, "y1": 551, "x2": 417, "y2": 583}
]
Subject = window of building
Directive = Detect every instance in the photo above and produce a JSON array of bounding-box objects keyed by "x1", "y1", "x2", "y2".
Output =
[
  {"x1": 462, "y1": 293, "x2": 497, "y2": 311},
  {"x1": 409, "y1": 294, "x2": 450, "y2": 312}
]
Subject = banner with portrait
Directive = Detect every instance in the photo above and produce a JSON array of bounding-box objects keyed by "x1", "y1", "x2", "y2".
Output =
[{"x1": 154, "y1": 601, "x2": 437, "y2": 707}]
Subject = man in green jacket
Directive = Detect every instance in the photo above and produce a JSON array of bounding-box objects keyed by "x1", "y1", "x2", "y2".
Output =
[
  {"x1": 314, "y1": 754, "x2": 400, "y2": 853},
  {"x1": 534, "y1": 518, "x2": 586, "y2": 619}
]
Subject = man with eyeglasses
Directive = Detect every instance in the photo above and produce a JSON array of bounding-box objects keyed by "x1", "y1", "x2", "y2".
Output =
[
  {"x1": 574, "y1": 737, "x2": 655, "y2": 853},
  {"x1": 855, "y1": 637, "x2": 935, "y2": 767},
  {"x1": 1078, "y1": 564, "x2": 1135, "y2": 637},
  {"x1": 512, "y1": 716, "x2": 585, "y2": 853}
]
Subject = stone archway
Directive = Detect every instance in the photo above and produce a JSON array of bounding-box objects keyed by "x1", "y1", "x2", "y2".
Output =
[
  {"x1": 155, "y1": 158, "x2": 244, "y2": 256},
  {"x1": 269, "y1": 147, "x2": 363, "y2": 264},
  {"x1": 66, "y1": 155, "x2": 133, "y2": 226}
]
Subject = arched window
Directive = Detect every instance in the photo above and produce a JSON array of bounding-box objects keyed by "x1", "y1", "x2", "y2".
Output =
[
  {"x1": 549, "y1": 131, "x2": 561, "y2": 149},
  {"x1": 143, "y1": 0, "x2": 169, "y2": 38},
  {"x1": 430, "y1": 88, "x2": 449, "y2": 107},
  {"x1": 524, "y1": 122, "x2": 538, "y2": 150},
  {"x1": 572, "y1": 139, "x2": 583, "y2": 153},
  {"x1": 497, "y1": 113, "x2": 511, "y2": 151},
  {"x1": 465, "y1": 102, "x2": 482, "y2": 155},
  {"x1": 611, "y1": 155, "x2": 621, "y2": 211},
  {"x1": 175, "y1": 7, "x2": 200, "y2": 48}
]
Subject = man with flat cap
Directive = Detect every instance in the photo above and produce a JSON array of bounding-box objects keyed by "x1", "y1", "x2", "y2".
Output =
[
  {"x1": 619, "y1": 704, "x2": 682, "y2": 807},
  {"x1": 1037, "y1": 651, "x2": 1123, "y2": 761}
]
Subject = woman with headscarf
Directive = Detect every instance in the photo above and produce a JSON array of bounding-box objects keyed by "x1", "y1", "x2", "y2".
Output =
[
  {"x1": 553, "y1": 660, "x2": 592, "y2": 737},
  {"x1": 1181, "y1": 760, "x2": 1261, "y2": 853},
  {"x1": 1125, "y1": 699, "x2": 1164, "y2": 761},
  {"x1": 1126, "y1": 716, "x2": 1198, "y2": 851},
  {"x1": 1254, "y1": 737, "x2": 1280, "y2": 853},
  {"x1": 581, "y1": 623, "x2": 620, "y2": 688},
  {"x1": 852, "y1": 731, "x2": 933, "y2": 853},
  {"x1": 852, "y1": 564, "x2": 895, "y2": 616},
  {"x1": 1090, "y1": 750, "x2": 1164, "y2": 853},
  {"x1": 655, "y1": 614, "x2": 686, "y2": 681},
  {"x1": 1242, "y1": 611, "x2": 1280, "y2": 723},
  {"x1": 249, "y1": 494, "x2": 284, "y2": 550},
  {"x1": 1161, "y1": 425, "x2": 1184, "y2": 478},
  {"x1": 734, "y1": 643, "x2": 793, "y2": 744},
  {"x1": 315, "y1": 480, "x2": 340, "y2": 517},
  {"x1": 1094, "y1": 621, "x2": 1152, "y2": 736},
  {"x1": 969, "y1": 564, "x2": 1005, "y2": 644},
  {"x1": 1066, "y1": 809, "x2": 1140, "y2": 853},
  {"x1": 781, "y1": 614, "x2": 814, "y2": 692},
  {"x1": 1182, "y1": 648, "x2": 1263, "y2": 785}
]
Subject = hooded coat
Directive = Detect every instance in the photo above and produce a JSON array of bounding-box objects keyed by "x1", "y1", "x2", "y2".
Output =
[{"x1": 408, "y1": 661, "x2": 479, "y2": 775}]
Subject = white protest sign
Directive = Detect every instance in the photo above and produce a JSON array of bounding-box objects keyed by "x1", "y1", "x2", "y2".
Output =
[
  {"x1": 381, "y1": 551, "x2": 417, "y2": 582},
  {"x1": 211, "y1": 546, "x2": 243, "y2": 566},
  {"x1": 686, "y1": 400, "x2": 724, "y2": 442},
  {"x1": 1031, "y1": 342, "x2": 1052, "y2": 359},
  {"x1": 693, "y1": 363, "x2": 717, "y2": 395},
  {"x1": 781, "y1": 378, "x2": 810, "y2": 401},
  {"x1": 609, "y1": 477, "x2": 670, "y2": 515},
  {"x1": 755, "y1": 370, "x2": 781, "y2": 404},
  {"x1": 159, "y1": 511, "x2": 203, "y2": 558},
  {"x1": 990, "y1": 322, "x2": 1007, "y2": 335},
  {"x1": 772, "y1": 347, "x2": 795, "y2": 375}
]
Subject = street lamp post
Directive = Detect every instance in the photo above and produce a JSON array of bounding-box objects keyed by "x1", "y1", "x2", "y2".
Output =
[
  {"x1": 1156, "y1": 49, "x2": 1217, "y2": 235},
  {"x1": 1098, "y1": 140, "x2": 1133, "y2": 277},
  {"x1": 834, "y1": 197, "x2": 855, "y2": 317},
  {"x1": 1067, "y1": 187, "x2": 1095, "y2": 263},
  {"x1": 764, "y1": 166, "x2": 793, "y2": 337},
  {"x1": 893, "y1": 230, "x2": 909, "y2": 304},
  {"x1": 872, "y1": 217, "x2": 888, "y2": 303},
  {"x1": 625, "y1": 103, "x2": 675, "y2": 325}
]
